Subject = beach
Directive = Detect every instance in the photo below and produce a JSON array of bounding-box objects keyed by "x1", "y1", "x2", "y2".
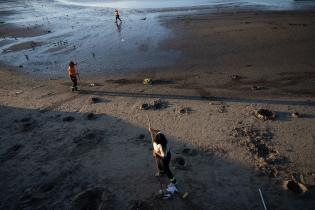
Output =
[{"x1": 0, "y1": 0, "x2": 315, "y2": 209}]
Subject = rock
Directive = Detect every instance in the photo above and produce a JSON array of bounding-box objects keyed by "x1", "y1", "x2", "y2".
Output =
[
  {"x1": 254, "y1": 109, "x2": 276, "y2": 121},
  {"x1": 62, "y1": 116, "x2": 75, "y2": 122},
  {"x1": 291, "y1": 112, "x2": 300, "y2": 118},
  {"x1": 19, "y1": 65, "x2": 23, "y2": 68},
  {"x1": 143, "y1": 78, "x2": 152, "y2": 85},
  {"x1": 90, "y1": 96, "x2": 101, "y2": 104},
  {"x1": 283, "y1": 180, "x2": 308, "y2": 195},
  {"x1": 139, "y1": 103, "x2": 150, "y2": 110},
  {"x1": 178, "y1": 107, "x2": 191, "y2": 114},
  {"x1": 152, "y1": 99, "x2": 167, "y2": 110},
  {"x1": 89, "y1": 83, "x2": 95, "y2": 87}
]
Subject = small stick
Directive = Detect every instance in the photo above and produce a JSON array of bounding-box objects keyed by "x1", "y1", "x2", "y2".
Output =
[{"x1": 259, "y1": 188, "x2": 267, "y2": 210}]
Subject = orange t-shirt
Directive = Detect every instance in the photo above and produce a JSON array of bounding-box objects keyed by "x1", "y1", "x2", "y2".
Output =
[{"x1": 68, "y1": 66, "x2": 76, "y2": 76}]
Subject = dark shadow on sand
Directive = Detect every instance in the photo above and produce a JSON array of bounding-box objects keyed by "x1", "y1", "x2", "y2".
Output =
[{"x1": 78, "y1": 89, "x2": 315, "y2": 107}]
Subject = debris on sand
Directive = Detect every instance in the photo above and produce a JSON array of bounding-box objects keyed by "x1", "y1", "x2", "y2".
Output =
[
  {"x1": 291, "y1": 112, "x2": 300, "y2": 118},
  {"x1": 89, "y1": 96, "x2": 102, "y2": 104},
  {"x1": 231, "y1": 125, "x2": 289, "y2": 177},
  {"x1": 143, "y1": 78, "x2": 153, "y2": 85},
  {"x1": 254, "y1": 109, "x2": 276, "y2": 121},
  {"x1": 86, "y1": 113, "x2": 97, "y2": 120},
  {"x1": 71, "y1": 187, "x2": 115, "y2": 210},
  {"x1": 139, "y1": 99, "x2": 168, "y2": 110},
  {"x1": 62, "y1": 116, "x2": 75, "y2": 122},
  {"x1": 182, "y1": 148, "x2": 197, "y2": 156},
  {"x1": 89, "y1": 83, "x2": 95, "y2": 87},
  {"x1": 178, "y1": 107, "x2": 192, "y2": 114}
]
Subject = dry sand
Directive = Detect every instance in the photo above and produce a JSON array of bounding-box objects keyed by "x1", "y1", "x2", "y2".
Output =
[{"x1": 1, "y1": 7, "x2": 315, "y2": 210}]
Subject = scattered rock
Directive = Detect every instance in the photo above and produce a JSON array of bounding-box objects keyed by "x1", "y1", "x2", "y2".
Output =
[
  {"x1": 143, "y1": 78, "x2": 153, "y2": 85},
  {"x1": 86, "y1": 113, "x2": 97, "y2": 120},
  {"x1": 291, "y1": 112, "x2": 300, "y2": 118},
  {"x1": 89, "y1": 96, "x2": 102, "y2": 104},
  {"x1": 71, "y1": 187, "x2": 115, "y2": 210},
  {"x1": 254, "y1": 109, "x2": 276, "y2": 121},
  {"x1": 178, "y1": 107, "x2": 192, "y2": 114},
  {"x1": 139, "y1": 103, "x2": 150, "y2": 110},
  {"x1": 139, "y1": 99, "x2": 168, "y2": 110},
  {"x1": 62, "y1": 116, "x2": 75, "y2": 122}
]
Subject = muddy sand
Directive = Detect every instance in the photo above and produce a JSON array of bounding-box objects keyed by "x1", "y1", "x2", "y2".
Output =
[{"x1": 1, "y1": 6, "x2": 315, "y2": 210}]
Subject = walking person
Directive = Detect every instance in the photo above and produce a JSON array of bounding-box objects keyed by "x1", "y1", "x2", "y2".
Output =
[
  {"x1": 149, "y1": 127, "x2": 177, "y2": 187},
  {"x1": 67, "y1": 61, "x2": 78, "y2": 91},
  {"x1": 115, "y1": 9, "x2": 122, "y2": 23}
]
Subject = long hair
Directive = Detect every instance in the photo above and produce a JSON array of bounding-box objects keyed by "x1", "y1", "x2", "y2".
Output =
[
  {"x1": 154, "y1": 133, "x2": 167, "y2": 149},
  {"x1": 69, "y1": 61, "x2": 75, "y2": 67}
]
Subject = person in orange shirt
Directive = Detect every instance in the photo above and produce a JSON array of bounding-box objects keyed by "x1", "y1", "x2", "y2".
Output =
[
  {"x1": 115, "y1": 9, "x2": 122, "y2": 23},
  {"x1": 68, "y1": 61, "x2": 78, "y2": 91}
]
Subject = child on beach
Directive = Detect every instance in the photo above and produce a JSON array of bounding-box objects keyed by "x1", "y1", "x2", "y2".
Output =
[
  {"x1": 149, "y1": 127, "x2": 177, "y2": 187},
  {"x1": 67, "y1": 61, "x2": 78, "y2": 91},
  {"x1": 115, "y1": 9, "x2": 122, "y2": 23}
]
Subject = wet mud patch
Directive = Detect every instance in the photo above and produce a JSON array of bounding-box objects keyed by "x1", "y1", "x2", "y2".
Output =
[
  {"x1": 72, "y1": 129, "x2": 106, "y2": 156},
  {"x1": 71, "y1": 187, "x2": 115, "y2": 210},
  {"x1": 0, "y1": 144, "x2": 24, "y2": 163},
  {"x1": 15, "y1": 117, "x2": 36, "y2": 132},
  {"x1": 3, "y1": 41, "x2": 45, "y2": 53}
]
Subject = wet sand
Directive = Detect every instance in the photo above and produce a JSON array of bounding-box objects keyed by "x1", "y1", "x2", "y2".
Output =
[{"x1": 1, "y1": 2, "x2": 315, "y2": 210}]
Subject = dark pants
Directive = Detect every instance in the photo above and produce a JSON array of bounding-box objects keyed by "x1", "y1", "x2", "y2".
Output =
[
  {"x1": 70, "y1": 76, "x2": 77, "y2": 90},
  {"x1": 116, "y1": 15, "x2": 122, "y2": 22},
  {"x1": 157, "y1": 152, "x2": 176, "y2": 183}
]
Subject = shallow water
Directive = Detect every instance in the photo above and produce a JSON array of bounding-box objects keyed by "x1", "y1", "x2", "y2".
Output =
[
  {"x1": 57, "y1": 0, "x2": 315, "y2": 10},
  {"x1": 0, "y1": 0, "x2": 315, "y2": 76}
]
